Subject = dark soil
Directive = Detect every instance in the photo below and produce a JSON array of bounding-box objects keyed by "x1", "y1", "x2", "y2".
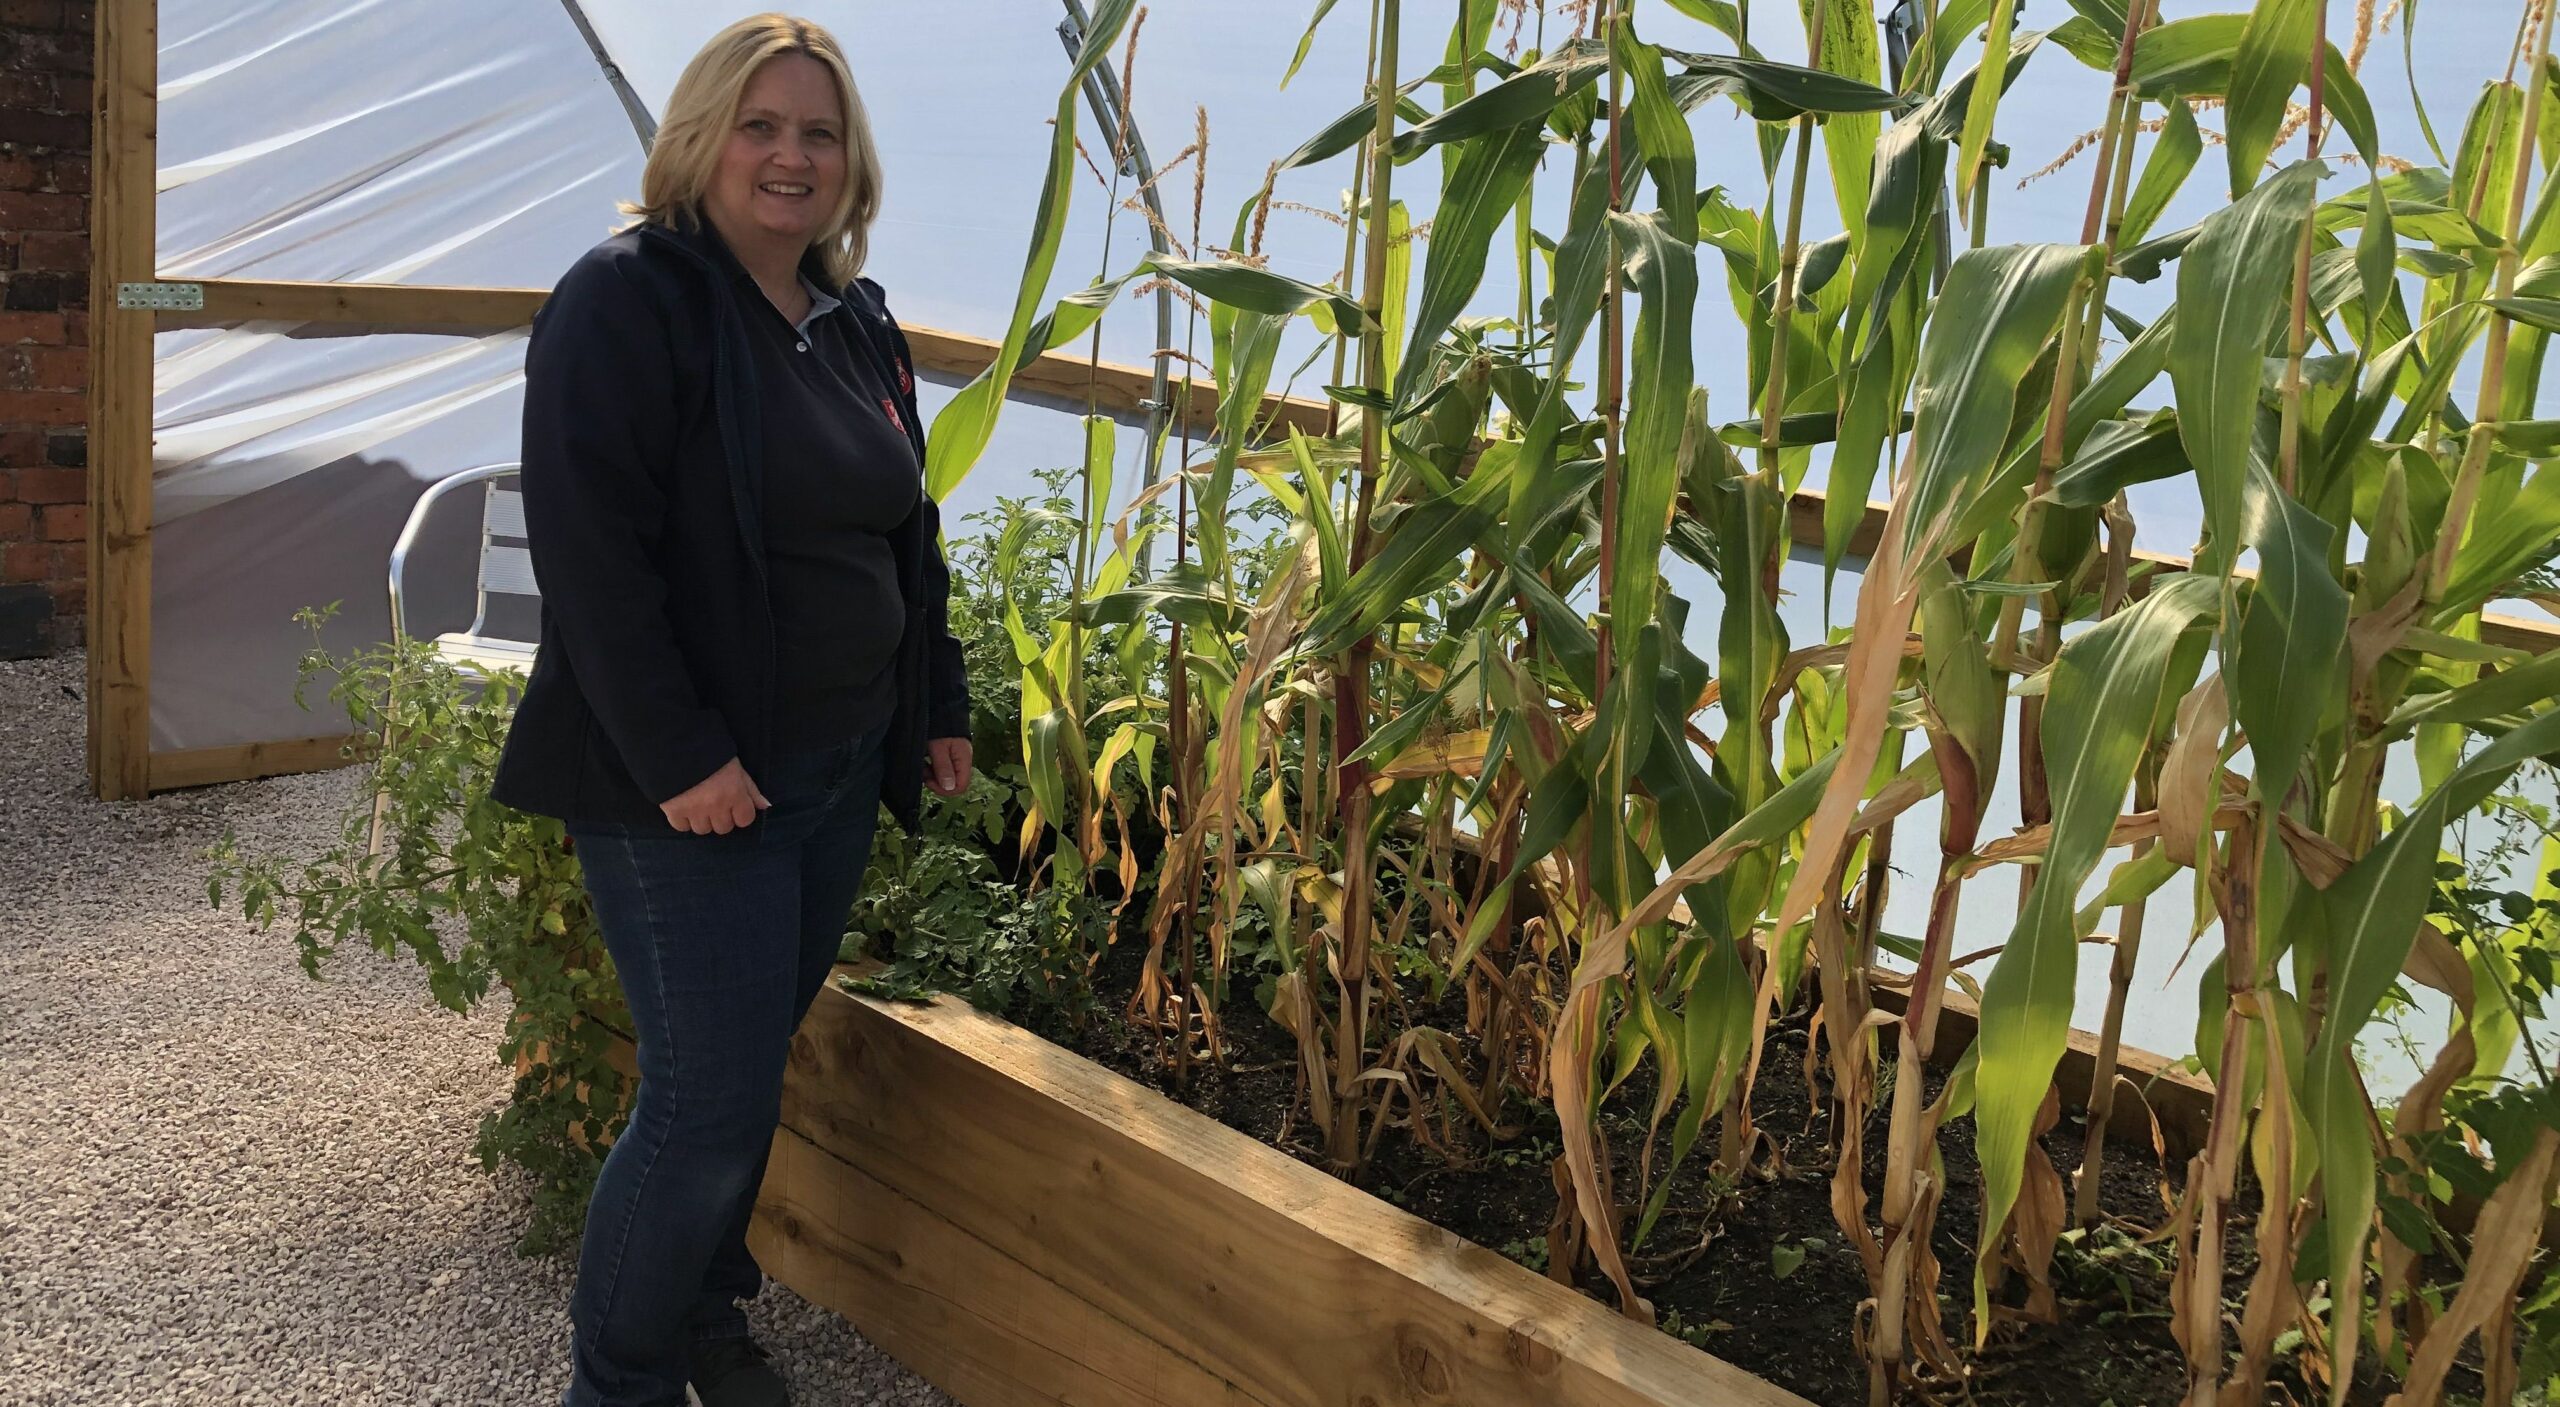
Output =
[{"x1": 1001, "y1": 934, "x2": 2443, "y2": 1407}]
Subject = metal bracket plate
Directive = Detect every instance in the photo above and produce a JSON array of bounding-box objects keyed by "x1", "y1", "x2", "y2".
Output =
[{"x1": 116, "y1": 281, "x2": 204, "y2": 311}]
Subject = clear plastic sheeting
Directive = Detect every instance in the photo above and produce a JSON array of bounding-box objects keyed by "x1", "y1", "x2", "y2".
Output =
[{"x1": 148, "y1": 0, "x2": 641, "y2": 751}]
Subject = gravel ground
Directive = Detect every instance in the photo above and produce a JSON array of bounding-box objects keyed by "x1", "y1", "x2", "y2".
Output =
[{"x1": 0, "y1": 653, "x2": 954, "y2": 1406}]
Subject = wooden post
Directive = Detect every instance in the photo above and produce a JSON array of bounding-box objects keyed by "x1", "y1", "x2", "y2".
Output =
[{"x1": 86, "y1": 0, "x2": 154, "y2": 800}]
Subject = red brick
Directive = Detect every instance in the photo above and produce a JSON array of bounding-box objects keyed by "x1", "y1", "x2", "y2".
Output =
[
  {"x1": 0, "y1": 154, "x2": 37, "y2": 191},
  {"x1": 22, "y1": 344, "x2": 79, "y2": 388},
  {"x1": 2, "y1": 540, "x2": 48, "y2": 582},
  {"x1": 50, "y1": 578, "x2": 81, "y2": 614},
  {"x1": 0, "y1": 191, "x2": 80, "y2": 229},
  {"x1": 3, "y1": 270, "x2": 70, "y2": 309},
  {"x1": 0, "y1": 427, "x2": 38, "y2": 467},
  {"x1": 0, "y1": 501, "x2": 28, "y2": 536},
  {"x1": 37, "y1": 500, "x2": 79, "y2": 540},
  {"x1": 23, "y1": 31, "x2": 88, "y2": 77},
  {"x1": 0, "y1": 74, "x2": 53, "y2": 110},
  {"x1": 57, "y1": 307, "x2": 79, "y2": 345},
  {"x1": 48, "y1": 154, "x2": 84, "y2": 195},
  {"x1": 0, "y1": 107, "x2": 81, "y2": 149},
  {"x1": 0, "y1": 311, "x2": 60, "y2": 343},
  {"x1": 13, "y1": 465, "x2": 80, "y2": 503},
  {"x1": 17, "y1": 232, "x2": 80, "y2": 271},
  {"x1": 0, "y1": 1, "x2": 66, "y2": 28},
  {"x1": 0, "y1": 390, "x2": 78, "y2": 426}
]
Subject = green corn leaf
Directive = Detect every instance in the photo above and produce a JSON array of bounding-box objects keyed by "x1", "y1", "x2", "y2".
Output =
[
  {"x1": 2306, "y1": 702, "x2": 2560, "y2": 1399},
  {"x1": 1143, "y1": 254, "x2": 1364, "y2": 327},
  {"x1": 2356, "y1": 179, "x2": 2399, "y2": 352},
  {"x1": 2121, "y1": 96, "x2": 2202, "y2": 248},
  {"x1": 1079, "y1": 415, "x2": 1115, "y2": 558},
  {"x1": 2486, "y1": 297, "x2": 2560, "y2": 335},
  {"x1": 2044, "y1": 411, "x2": 2187, "y2": 509},
  {"x1": 1608, "y1": 217, "x2": 1701, "y2": 664},
  {"x1": 1972, "y1": 573, "x2": 2220, "y2": 1332},
  {"x1": 1848, "y1": 113, "x2": 1951, "y2": 354},
  {"x1": 1663, "y1": 0, "x2": 1746, "y2": 44},
  {"x1": 1800, "y1": 0, "x2": 1885, "y2": 241},
  {"x1": 1278, "y1": 90, "x2": 1435, "y2": 176},
  {"x1": 2441, "y1": 463, "x2": 2560, "y2": 617},
  {"x1": 923, "y1": 0, "x2": 1136, "y2": 498},
  {"x1": 2224, "y1": 0, "x2": 2317, "y2": 196},
  {"x1": 1346, "y1": 659, "x2": 1478, "y2": 770},
  {"x1": 1660, "y1": 47, "x2": 1905, "y2": 121},
  {"x1": 1281, "y1": 0, "x2": 1341, "y2": 89},
  {"x1": 1394, "y1": 118, "x2": 1549, "y2": 407},
  {"x1": 2228, "y1": 469, "x2": 2348, "y2": 803},
  {"x1": 1394, "y1": 41, "x2": 1608, "y2": 157},
  {"x1": 2456, "y1": 79, "x2": 2527, "y2": 241},
  {"x1": 1895, "y1": 243, "x2": 2094, "y2": 570},
  {"x1": 2173, "y1": 159, "x2": 2321, "y2": 571},
  {"x1": 1616, "y1": 21, "x2": 1700, "y2": 244},
  {"x1": 2386, "y1": 649, "x2": 2560, "y2": 732},
  {"x1": 1285, "y1": 427, "x2": 1349, "y2": 592},
  {"x1": 1955, "y1": 0, "x2": 2018, "y2": 205},
  {"x1": 1512, "y1": 157, "x2": 1622, "y2": 527},
  {"x1": 1303, "y1": 459, "x2": 1515, "y2": 657}
]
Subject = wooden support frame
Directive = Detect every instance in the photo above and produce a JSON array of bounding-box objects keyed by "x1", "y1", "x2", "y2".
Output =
[
  {"x1": 76, "y1": 21, "x2": 2560, "y2": 796},
  {"x1": 727, "y1": 971, "x2": 1815, "y2": 1407},
  {"x1": 87, "y1": 0, "x2": 154, "y2": 801}
]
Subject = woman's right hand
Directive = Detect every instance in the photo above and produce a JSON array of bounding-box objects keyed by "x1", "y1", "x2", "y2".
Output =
[{"x1": 661, "y1": 758, "x2": 771, "y2": 834}]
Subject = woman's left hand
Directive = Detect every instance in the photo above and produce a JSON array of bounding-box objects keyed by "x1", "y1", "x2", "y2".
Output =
[{"x1": 927, "y1": 737, "x2": 974, "y2": 796}]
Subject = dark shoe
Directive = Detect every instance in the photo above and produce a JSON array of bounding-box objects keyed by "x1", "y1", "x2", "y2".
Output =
[{"x1": 688, "y1": 1335, "x2": 790, "y2": 1407}]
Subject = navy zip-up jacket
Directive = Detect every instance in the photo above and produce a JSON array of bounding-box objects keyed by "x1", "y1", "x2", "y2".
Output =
[{"x1": 489, "y1": 217, "x2": 970, "y2": 832}]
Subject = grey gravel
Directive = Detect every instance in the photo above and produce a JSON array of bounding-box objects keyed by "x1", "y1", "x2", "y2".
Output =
[{"x1": 0, "y1": 653, "x2": 955, "y2": 1407}]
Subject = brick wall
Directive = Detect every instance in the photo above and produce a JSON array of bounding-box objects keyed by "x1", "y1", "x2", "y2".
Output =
[{"x1": 0, "y1": 0, "x2": 88, "y2": 658}]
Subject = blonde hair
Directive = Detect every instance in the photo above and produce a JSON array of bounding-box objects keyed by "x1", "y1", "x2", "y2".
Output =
[{"x1": 622, "y1": 14, "x2": 881, "y2": 288}]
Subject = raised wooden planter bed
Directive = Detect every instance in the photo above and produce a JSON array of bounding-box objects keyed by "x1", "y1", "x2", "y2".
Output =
[{"x1": 733, "y1": 965, "x2": 1812, "y2": 1407}]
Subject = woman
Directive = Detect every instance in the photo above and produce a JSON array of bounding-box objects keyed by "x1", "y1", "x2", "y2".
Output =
[{"x1": 489, "y1": 15, "x2": 971, "y2": 1407}]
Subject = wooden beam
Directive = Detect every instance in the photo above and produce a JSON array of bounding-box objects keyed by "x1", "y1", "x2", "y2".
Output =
[
  {"x1": 161, "y1": 278, "x2": 549, "y2": 330},
  {"x1": 896, "y1": 322, "x2": 1334, "y2": 440},
  {"x1": 87, "y1": 0, "x2": 153, "y2": 801},
  {"x1": 780, "y1": 980, "x2": 1808, "y2": 1407},
  {"x1": 749, "y1": 1125, "x2": 1278, "y2": 1407},
  {"x1": 146, "y1": 734, "x2": 371, "y2": 793}
]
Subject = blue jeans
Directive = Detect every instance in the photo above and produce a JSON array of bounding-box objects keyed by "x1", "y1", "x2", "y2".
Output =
[{"x1": 560, "y1": 729, "x2": 887, "y2": 1407}]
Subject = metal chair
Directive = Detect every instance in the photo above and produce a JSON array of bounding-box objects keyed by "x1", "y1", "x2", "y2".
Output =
[
  {"x1": 388, "y1": 461, "x2": 537, "y2": 678},
  {"x1": 370, "y1": 462, "x2": 534, "y2": 854}
]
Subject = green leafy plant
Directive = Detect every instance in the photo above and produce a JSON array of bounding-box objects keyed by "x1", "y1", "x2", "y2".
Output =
[{"x1": 207, "y1": 607, "x2": 624, "y2": 1255}]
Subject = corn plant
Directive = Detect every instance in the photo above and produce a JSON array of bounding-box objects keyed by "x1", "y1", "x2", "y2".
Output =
[{"x1": 929, "y1": 0, "x2": 2560, "y2": 1401}]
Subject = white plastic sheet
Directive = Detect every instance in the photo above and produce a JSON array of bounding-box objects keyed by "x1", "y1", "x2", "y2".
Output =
[{"x1": 149, "y1": 0, "x2": 642, "y2": 750}]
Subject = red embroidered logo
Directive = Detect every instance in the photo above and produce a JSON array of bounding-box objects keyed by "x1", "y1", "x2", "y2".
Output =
[
  {"x1": 896, "y1": 357, "x2": 913, "y2": 396},
  {"x1": 880, "y1": 396, "x2": 905, "y2": 433}
]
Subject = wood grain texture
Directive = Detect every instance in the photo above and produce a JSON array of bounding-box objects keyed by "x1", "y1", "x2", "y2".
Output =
[
  {"x1": 750, "y1": 1125, "x2": 1276, "y2": 1407},
  {"x1": 145, "y1": 734, "x2": 371, "y2": 792},
  {"x1": 167, "y1": 279, "x2": 549, "y2": 330},
  {"x1": 778, "y1": 980, "x2": 1810, "y2": 1407},
  {"x1": 86, "y1": 0, "x2": 153, "y2": 801}
]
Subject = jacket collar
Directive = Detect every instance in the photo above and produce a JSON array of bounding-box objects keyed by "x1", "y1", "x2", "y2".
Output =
[{"x1": 639, "y1": 210, "x2": 854, "y2": 306}]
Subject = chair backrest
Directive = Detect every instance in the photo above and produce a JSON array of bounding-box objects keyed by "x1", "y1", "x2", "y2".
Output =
[
  {"x1": 469, "y1": 477, "x2": 536, "y2": 637},
  {"x1": 386, "y1": 460, "x2": 529, "y2": 647}
]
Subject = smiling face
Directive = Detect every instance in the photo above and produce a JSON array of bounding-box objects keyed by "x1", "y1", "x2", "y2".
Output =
[{"x1": 700, "y1": 51, "x2": 849, "y2": 260}]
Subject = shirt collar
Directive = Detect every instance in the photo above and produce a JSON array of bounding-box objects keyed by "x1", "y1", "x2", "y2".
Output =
[{"x1": 796, "y1": 275, "x2": 843, "y2": 336}]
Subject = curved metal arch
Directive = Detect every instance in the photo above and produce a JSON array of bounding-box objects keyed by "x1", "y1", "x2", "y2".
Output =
[{"x1": 1059, "y1": 0, "x2": 1179, "y2": 573}]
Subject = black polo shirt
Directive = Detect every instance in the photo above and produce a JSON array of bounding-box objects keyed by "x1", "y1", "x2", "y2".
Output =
[{"x1": 739, "y1": 270, "x2": 920, "y2": 751}]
